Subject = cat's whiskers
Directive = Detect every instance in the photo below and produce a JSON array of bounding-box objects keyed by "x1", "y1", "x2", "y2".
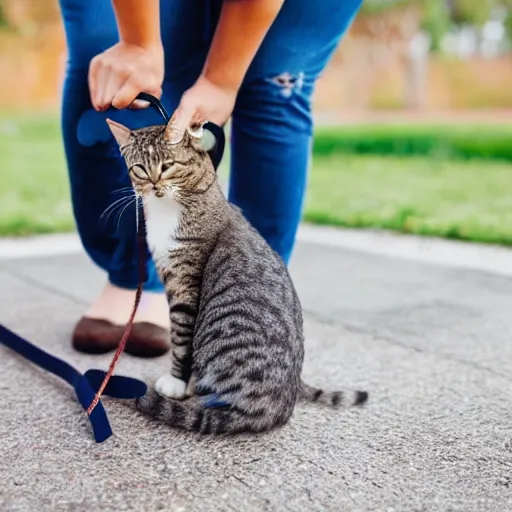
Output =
[
  {"x1": 164, "y1": 184, "x2": 180, "y2": 196},
  {"x1": 101, "y1": 195, "x2": 134, "y2": 219},
  {"x1": 135, "y1": 193, "x2": 140, "y2": 229},
  {"x1": 115, "y1": 196, "x2": 137, "y2": 233},
  {"x1": 100, "y1": 194, "x2": 136, "y2": 223},
  {"x1": 110, "y1": 186, "x2": 135, "y2": 196}
]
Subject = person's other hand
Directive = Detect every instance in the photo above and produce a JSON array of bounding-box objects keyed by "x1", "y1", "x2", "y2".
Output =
[
  {"x1": 88, "y1": 41, "x2": 164, "y2": 111},
  {"x1": 172, "y1": 75, "x2": 237, "y2": 133}
]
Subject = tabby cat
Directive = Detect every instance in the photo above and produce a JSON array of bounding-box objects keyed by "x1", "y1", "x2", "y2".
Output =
[{"x1": 107, "y1": 116, "x2": 368, "y2": 435}]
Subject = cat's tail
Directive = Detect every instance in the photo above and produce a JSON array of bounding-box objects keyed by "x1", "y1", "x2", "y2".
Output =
[
  {"x1": 136, "y1": 389, "x2": 287, "y2": 435},
  {"x1": 299, "y1": 380, "x2": 369, "y2": 408}
]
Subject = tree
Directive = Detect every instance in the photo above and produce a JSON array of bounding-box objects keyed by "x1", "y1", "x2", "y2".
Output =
[{"x1": 361, "y1": 0, "x2": 512, "y2": 46}]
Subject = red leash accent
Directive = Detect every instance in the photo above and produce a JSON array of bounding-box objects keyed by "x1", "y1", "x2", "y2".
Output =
[{"x1": 87, "y1": 202, "x2": 147, "y2": 416}]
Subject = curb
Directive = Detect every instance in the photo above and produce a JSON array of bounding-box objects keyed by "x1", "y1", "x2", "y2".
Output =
[{"x1": 2, "y1": 226, "x2": 512, "y2": 278}]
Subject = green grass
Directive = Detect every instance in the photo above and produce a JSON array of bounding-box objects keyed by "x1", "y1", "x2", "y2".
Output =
[
  {"x1": 2, "y1": 112, "x2": 512, "y2": 247},
  {"x1": 305, "y1": 153, "x2": 512, "y2": 245},
  {"x1": 0, "y1": 113, "x2": 73, "y2": 236},
  {"x1": 313, "y1": 124, "x2": 512, "y2": 162}
]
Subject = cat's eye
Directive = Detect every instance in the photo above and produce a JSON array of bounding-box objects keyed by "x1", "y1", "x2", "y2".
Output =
[
  {"x1": 129, "y1": 164, "x2": 148, "y2": 180},
  {"x1": 161, "y1": 162, "x2": 174, "y2": 174}
]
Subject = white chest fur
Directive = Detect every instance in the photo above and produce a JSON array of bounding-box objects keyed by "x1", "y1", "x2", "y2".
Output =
[{"x1": 144, "y1": 194, "x2": 182, "y2": 265}]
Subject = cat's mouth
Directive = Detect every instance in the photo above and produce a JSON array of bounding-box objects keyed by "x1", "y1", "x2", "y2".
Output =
[
  {"x1": 135, "y1": 184, "x2": 167, "y2": 199},
  {"x1": 145, "y1": 182, "x2": 168, "y2": 199}
]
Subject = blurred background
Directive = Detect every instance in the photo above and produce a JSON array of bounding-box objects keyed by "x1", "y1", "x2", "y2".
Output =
[{"x1": 1, "y1": 0, "x2": 511, "y2": 246}]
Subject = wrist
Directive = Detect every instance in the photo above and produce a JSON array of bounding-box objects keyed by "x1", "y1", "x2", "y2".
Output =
[
  {"x1": 120, "y1": 37, "x2": 163, "y2": 54},
  {"x1": 201, "y1": 69, "x2": 242, "y2": 94}
]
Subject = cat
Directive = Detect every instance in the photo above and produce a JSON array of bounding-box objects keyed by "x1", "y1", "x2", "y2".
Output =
[{"x1": 107, "y1": 116, "x2": 368, "y2": 435}]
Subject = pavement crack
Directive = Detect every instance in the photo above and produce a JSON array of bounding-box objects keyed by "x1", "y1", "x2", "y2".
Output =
[
  {"x1": 231, "y1": 475, "x2": 251, "y2": 488},
  {"x1": 303, "y1": 307, "x2": 512, "y2": 384}
]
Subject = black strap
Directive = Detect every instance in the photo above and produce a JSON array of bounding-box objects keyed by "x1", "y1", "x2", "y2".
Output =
[{"x1": 135, "y1": 92, "x2": 171, "y2": 123}]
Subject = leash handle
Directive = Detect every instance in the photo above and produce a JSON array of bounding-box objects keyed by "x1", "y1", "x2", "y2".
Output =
[{"x1": 135, "y1": 92, "x2": 171, "y2": 123}]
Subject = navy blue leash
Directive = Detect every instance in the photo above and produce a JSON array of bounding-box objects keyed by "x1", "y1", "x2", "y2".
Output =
[
  {"x1": 0, "y1": 324, "x2": 147, "y2": 443},
  {"x1": 0, "y1": 93, "x2": 226, "y2": 442}
]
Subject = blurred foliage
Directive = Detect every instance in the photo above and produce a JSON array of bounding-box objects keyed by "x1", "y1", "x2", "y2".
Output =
[
  {"x1": 421, "y1": 0, "x2": 451, "y2": 51},
  {"x1": 361, "y1": 0, "x2": 512, "y2": 44},
  {"x1": 313, "y1": 124, "x2": 512, "y2": 162},
  {"x1": 361, "y1": 0, "x2": 419, "y2": 13},
  {"x1": 362, "y1": 0, "x2": 510, "y2": 21},
  {"x1": 0, "y1": 2, "x2": 7, "y2": 28},
  {"x1": 0, "y1": 0, "x2": 61, "y2": 33},
  {"x1": 450, "y1": 0, "x2": 497, "y2": 26}
]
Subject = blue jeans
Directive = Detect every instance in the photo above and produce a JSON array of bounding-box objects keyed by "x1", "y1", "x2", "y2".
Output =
[{"x1": 58, "y1": 0, "x2": 362, "y2": 292}]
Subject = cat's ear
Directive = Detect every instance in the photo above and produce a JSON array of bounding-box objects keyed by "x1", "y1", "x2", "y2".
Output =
[
  {"x1": 186, "y1": 123, "x2": 215, "y2": 152},
  {"x1": 163, "y1": 116, "x2": 183, "y2": 144},
  {"x1": 106, "y1": 119, "x2": 132, "y2": 147},
  {"x1": 187, "y1": 123, "x2": 204, "y2": 139}
]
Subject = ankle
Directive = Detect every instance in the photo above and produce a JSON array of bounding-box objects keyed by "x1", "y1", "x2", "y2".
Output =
[
  {"x1": 84, "y1": 282, "x2": 169, "y2": 329},
  {"x1": 134, "y1": 291, "x2": 170, "y2": 330}
]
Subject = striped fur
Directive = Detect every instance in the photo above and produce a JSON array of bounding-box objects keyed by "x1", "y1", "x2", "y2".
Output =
[
  {"x1": 108, "y1": 118, "x2": 369, "y2": 435},
  {"x1": 299, "y1": 381, "x2": 368, "y2": 408}
]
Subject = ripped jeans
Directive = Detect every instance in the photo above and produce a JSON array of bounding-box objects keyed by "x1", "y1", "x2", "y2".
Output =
[{"x1": 58, "y1": 0, "x2": 363, "y2": 292}]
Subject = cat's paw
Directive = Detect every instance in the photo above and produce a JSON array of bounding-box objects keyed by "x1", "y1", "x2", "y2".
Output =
[
  {"x1": 155, "y1": 374, "x2": 187, "y2": 399},
  {"x1": 185, "y1": 373, "x2": 198, "y2": 397}
]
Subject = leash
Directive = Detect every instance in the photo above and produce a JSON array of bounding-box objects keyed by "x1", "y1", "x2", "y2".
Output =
[
  {"x1": 0, "y1": 324, "x2": 147, "y2": 443},
  {"x1": 0, "y1": 93, "x2": 225, "y2": 442}
]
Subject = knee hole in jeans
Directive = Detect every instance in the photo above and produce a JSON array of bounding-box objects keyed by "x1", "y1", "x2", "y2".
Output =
[{"x1": 268, "y1": 72, "x2": 306, "y2": 98}]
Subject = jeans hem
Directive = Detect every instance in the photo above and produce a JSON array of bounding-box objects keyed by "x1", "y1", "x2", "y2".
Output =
[{"x1": 108, "y1": 275, "x2": 165, "y2": 293}]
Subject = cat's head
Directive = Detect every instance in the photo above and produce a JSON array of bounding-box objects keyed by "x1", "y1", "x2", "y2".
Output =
[{"x1": 106, "y1": 117, "x2": 215, "y2": 199}]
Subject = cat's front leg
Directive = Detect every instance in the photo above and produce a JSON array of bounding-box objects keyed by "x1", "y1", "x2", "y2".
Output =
[{"x1": 155, "y1": 290, "x2": 198, "y2": 400}]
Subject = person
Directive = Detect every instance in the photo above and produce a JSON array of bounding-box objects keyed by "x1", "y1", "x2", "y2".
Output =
[{"x1": 58, "y1": 0, "x2": 363, "y2": 357}]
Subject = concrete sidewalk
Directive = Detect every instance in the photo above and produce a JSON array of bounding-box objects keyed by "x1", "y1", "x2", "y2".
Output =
[{"x1": 1, "y1": 238, "x2": 511, "y2": 512}]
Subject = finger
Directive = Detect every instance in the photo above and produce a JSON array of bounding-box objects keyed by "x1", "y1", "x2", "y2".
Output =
[
  {"x1": 131, "y1": 86, "x2": 162, "y2": 110},
  {"x1": 191, "y1": 111, "x2": 206, "y2": 128},
  {"x1": 88, "y1": 56, "x2": 102, "y2": 109},
  {"x1": 172, "y1": 100, "x2": 195, "y2": 135},
  {"x1": 98, "y1": 70, "x2": 127, "y2": 111},
  {"x1": 92, "y1": 63, "x2": 114, "y2": 111},
  {"x1": 208, "y1": 111, "x2": 228, "y2": 126},
  {"x1": 112, "y1": 79, "x2": 142, "y2": 110},
  {"x1": 131, "y1": 99, "x2": 150, "y2": 110}
]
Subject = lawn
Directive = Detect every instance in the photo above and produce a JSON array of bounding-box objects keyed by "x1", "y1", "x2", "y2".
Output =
[
  {"x1": 0, "y1": 113, "x2": 74, "y2": 236},
  {"x1": 305, "y1": 154, "x2": 512, "y2": 245},
  {"x1": 313, "y1": 124, "x2": 512, "y2": 162},
  {"x1": 2, "y1": 112, "x2": 512, "y2": 246}
]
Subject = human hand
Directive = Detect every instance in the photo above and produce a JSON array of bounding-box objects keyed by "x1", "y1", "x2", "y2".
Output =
[
  {"x1": 88, "y1": 41, "x2": 164, "y2": 111},
  {"x1": 171, "y1": 75, "x2": 237, "y2": 134}
]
